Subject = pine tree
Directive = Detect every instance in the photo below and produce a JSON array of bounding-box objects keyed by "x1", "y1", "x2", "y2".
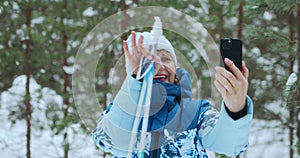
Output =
[{"x1": 244, "y1": 0, "x2": 299, "y2": 157}]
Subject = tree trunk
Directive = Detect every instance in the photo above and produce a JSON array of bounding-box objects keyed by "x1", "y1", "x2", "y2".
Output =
[
  {"x1": 296, "y1": 5, "x2": 300, "y2": 158},
  {"x1": 288, "y1": 14, "x2": 295, "y2": 74},
  {"x1": 218, "y1": 6, "x2": 224, "y2": 38},
  {"x1": 25, "y1": 6, "x2": 32, "y2": 158},
  {"x1": 237, "y1": 0, "x2": 244, "y2": 39},
  {"x1": 61, "y1": 1, "x2": 69, "y2": 158},
  {"x1": 62, "y1": 57, "x2": 69, "y2": 158},
  {"x1": 287, "y1": 9, "x2": 295, "y2": 158},
  {"x1": 120, "y1": 0, "x2": 129, "y2": 82},
  {"x1": 236, "y1": 2, "x2": 244, "y2": 157}
]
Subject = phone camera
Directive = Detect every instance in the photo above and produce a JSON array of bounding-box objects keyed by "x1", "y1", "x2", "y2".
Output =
[{"x1": 222, "y1": 40, "x2": 232, "y2": 50}]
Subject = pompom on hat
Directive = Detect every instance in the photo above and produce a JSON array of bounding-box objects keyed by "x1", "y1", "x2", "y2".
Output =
[{"x1": 125, "y1": 32, "x2": 177, "y2": 74}]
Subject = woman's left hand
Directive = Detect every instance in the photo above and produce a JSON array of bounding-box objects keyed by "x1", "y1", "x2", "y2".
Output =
[{"x1": 214, "y1": 58, "x2": 249, "y2": 112}]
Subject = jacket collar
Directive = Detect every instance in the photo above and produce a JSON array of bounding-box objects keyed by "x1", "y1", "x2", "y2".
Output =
[{"x1": 148, "y1": 68, "x2": 193, "y2": 131}]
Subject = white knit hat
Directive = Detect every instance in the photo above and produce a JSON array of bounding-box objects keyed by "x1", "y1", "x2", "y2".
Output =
[{"x1": 125, "y1": 32, "x2": 177, "y2": 74}]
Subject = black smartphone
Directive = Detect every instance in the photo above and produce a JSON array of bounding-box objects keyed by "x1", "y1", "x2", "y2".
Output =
[{"x1": 220, "y1": 38, "x2": 243, "y2": 73}]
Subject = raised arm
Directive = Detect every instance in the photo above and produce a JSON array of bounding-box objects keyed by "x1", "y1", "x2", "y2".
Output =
[{"x1": 200, "y1": 58, "x2": 253, "y2": 156}]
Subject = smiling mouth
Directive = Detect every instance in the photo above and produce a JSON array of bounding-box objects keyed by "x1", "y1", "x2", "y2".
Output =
[{"x1": 154, "y1": 74, "x2": 167, "y2": 81}]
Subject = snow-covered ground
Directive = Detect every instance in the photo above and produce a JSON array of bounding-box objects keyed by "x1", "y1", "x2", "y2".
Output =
[
  {"x1": 245, "y1": 119, "x2": 290, "y2": 158},
  {"x1": 0, "y1": 76, "x2": 291, "y2": 158}
]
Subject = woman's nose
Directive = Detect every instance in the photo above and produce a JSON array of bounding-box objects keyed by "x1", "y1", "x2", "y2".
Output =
[{"x1": 155, "y1": 63, "x2": 165, "y2": 71}]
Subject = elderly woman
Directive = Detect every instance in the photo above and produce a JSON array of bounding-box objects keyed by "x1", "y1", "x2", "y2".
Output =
[{"x1": 91, "y1": 31, "x2": 253, "y2": 158}]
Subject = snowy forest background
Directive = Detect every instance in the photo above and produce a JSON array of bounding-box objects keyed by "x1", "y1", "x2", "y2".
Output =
[{"x1": 1, "y1": 0, "x2": 300, "y2": 158}]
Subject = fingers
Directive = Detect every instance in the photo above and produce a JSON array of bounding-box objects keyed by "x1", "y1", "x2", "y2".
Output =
[
  {"x1": 125, "y1": 31, "x2": 164, "y2": 69},
  {"x1": 214, "y1": 79, "x2": 227, "y2": 97},
  {"x1": 132, "y1": 31, "x2": 136, "y2": 47},
  {"x1": 215, "y1": 66, "x2": 238, "y2": 88},
  {"x1": 123, "y1": 40, "x2": 129, "y2": 55},
  {"x1": 215, "y1": 59, "x2": 249, "y2": 112},
  {"x1": 224, "y1": 58, "x2": 243, "y2": 80},
  {"x1": 136, "y1": 36, "x2": 155, "y2": 61},
  {"x1": 131, "y1": 31, "x2": 138, "y2": 55},
  {"x1": 242, "y1": 61, "x2": 249, "y2": 79},
  {"x1": 137, "y1": 34, "x2": 143, "y2": 53},
  {"x1": 125, "y1": 31, "x2": 143, "y2": 57},
  {"x1": 214, "y1": 72, "x2": 235, "y2": 95}
]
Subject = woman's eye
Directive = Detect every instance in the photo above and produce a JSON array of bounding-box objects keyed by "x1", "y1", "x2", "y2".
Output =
[{"x1": 161, "y1": 57, "x2": 171, "y2": 62}]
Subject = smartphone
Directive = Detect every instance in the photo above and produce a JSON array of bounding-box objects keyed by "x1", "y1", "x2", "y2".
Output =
[{"x1": 220, "y1": 38, "x2": 243, "y2": 73}]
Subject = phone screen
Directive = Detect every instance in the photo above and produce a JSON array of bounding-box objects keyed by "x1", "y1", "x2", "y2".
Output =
[{"x1": 220, "y1": 38, "x2": 243, "y2": 73}]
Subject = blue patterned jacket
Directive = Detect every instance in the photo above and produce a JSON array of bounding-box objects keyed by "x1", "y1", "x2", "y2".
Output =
[{"x1": 91, "y1": 68, "x2": 253, "y2": 157}]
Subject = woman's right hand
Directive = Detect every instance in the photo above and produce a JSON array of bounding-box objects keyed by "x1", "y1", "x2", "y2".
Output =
[{"x1": 123, "y1": 31, "x2": 163, "y2": 75}]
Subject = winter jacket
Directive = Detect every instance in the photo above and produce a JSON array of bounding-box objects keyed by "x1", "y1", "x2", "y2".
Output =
[{"x1": 91, "y1": 68, "x2": 253, "y2": 157}]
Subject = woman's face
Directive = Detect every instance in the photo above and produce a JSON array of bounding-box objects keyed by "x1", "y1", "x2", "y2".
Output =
[{"x1": 154, "y1": 50, "x2": 176, "y2": 84}]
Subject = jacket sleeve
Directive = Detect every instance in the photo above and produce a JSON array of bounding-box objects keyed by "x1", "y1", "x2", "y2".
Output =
[
  {"x1": 90, "y1": 76, "x2": 143, "y2": 157},
  {"x1": 200, "y1": 96, "x2": 253, "y2": 156}
]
